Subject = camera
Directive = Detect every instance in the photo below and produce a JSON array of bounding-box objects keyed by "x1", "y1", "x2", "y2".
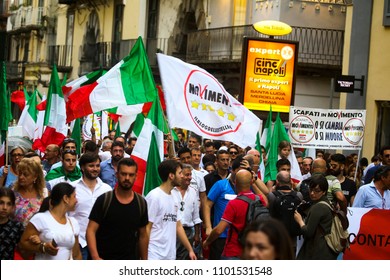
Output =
[{"x1": 297, "y1": 200, "x2": 311, "y2": 217}]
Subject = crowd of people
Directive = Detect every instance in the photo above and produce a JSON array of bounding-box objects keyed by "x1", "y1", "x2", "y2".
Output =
[{"x1": 0, "y1": 128, "x2": 389, "y2": 260}]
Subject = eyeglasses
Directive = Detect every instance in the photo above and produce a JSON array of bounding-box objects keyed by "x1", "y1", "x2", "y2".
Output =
[
  {"x1": 11, "y1": 153, "x2": 24, "y2": 157},
  {"x1": 230, "y1": 151, "x2": 238, "y2": 155},
  {"x1": 180, "y1": 201, "x2": 185, "y2": 211},
  {"x1": 309, "y1": 188, "x2": 323, "y2": 194}
]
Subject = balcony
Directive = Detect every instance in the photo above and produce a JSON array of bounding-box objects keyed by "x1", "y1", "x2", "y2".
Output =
[
  {"x1": 47, "y1": 45, "x2": 73, "y2": 72},
  {"x1": 6, "y1": 61, "x2": 24, "y2": 81},
  {"x1": 7, "y1": 6, "x2": 45, "y2": 34},
  {"x1": 186, "y1": 25, "x2": 344, "y2": 70},
  {"x1": 1, "y1": 1, "x2": 9, "y2": 18},
  {"x1": 77, "y1": 38, "x2": 169, "y2": 75}
]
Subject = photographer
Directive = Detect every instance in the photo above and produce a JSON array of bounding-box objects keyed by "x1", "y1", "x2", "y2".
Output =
[{"x1": 267, "y1": 171, "x2": 303, "y2": 253}]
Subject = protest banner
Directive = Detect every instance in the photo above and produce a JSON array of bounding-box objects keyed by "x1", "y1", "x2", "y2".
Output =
[
  {"x1": 296, "y1": 207, "x2": 390, "y2": 259},
  {"x1": 343, "y1": 208, "x2": 390, "y2": 260},
  {"x1": 289, "y1": 106, "x2": 366, "y2": 150}
]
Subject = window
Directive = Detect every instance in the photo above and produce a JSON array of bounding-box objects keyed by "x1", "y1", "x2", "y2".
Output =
[
  {"x1": 383, "y1": 0, "x2": 390, "y2": 26},
  {"x1": 376, "y1": 101, "x2": 390, "y2": 154}
]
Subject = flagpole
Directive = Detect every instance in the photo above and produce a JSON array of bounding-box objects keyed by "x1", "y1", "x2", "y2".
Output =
[
  {"x1": 99, "y1": 111, "x2": 102, "y2": 141},
  {"x1": 5, "y1": 130, "x2": 9, "y2": 166},
  {"x1": 354, "y1": 149, "x2": 361, "y2": 182},
  {"x1": 157, "y1": 96, "x2": 176, "y2": 159}
]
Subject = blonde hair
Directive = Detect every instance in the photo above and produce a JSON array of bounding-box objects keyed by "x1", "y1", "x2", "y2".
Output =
[{"x1": 13, "y1": 158, "x2": 46, "y2": 198}]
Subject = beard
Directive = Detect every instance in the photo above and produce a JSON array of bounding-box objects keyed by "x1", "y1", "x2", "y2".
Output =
[
  {"x1": 83, "y1": 170, "x2": 99, "y2": 180},
  {"x1": 118, "y1": 180, "x2": 133, "y2": 190},
  {"x1": 112, "y1": 155, "x2": 123, "y2": 163},
  {"x1": 330, "y1": 169, "x2": 341, "y2": 177}
]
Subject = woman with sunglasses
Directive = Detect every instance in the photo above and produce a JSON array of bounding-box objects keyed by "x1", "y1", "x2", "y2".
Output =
[
  {"x1": 0, "y1": 146, "x2": 25, "y2": 188},
  {"x1": 293, "y1": 174, "x2": 338, "y2": 259},
  {"x1": 228, "y1": 145, "x2": 240, "y2": 169}
]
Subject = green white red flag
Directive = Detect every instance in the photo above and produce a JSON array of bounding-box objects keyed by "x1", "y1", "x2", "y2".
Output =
[
  {"x1": 66, "y1": 37, "x2": 156, "y2": 123},
  {"x1": 264, "y1": 112, "x2": 302, "y2": 183},
  {"x1": 33, "y1": 65, "x2": 67, "y2": 152},
  {"x1": 62, "y1": 69, "x2": 106, "y2": 100},
  {"x1": 18, "y1": 89, "x2": 39, "y2": 139},
  {"x1": 131, "y1": 97, "x2": 169, "y2": 196}
]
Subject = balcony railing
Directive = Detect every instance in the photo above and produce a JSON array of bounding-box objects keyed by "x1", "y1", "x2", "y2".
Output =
[
  {"x1": 77, "y1": 38, "x2": 169, "y2": 75},
  {"x1": 47, "y1": 45, "x2": 73, "y2": 69},
  {"x1": 6, "y1": 61, "x2": 24, "y2": 81},
  {"x1": 186, "y1": 25, "x2": 344, "y2": 68},
  {"x1": 7, "y1": 6, "x2": 45, "y2": 32}
]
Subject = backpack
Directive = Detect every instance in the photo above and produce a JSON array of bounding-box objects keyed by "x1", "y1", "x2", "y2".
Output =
[
  {"x1": 271, "y1": 190, "x2": 302, "y2": 237},
  {"x1": 102, "y1": 190, "x2": 146, "y2": 219},
  {"x1": 234, "y1": 195, "x2": 270, "y2": 245},
  {"x1": 318, "y1": 201, "x2": 350, "y2": 253}
]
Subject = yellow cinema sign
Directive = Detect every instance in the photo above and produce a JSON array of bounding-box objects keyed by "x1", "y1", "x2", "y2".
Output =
[{"x1": 253, "y1": 20, "x2": 292, "y2": 36}]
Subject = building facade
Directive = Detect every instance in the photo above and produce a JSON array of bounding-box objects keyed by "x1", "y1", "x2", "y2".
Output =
[{"x1": 342, "y1": 0, "x2": 390, "y2": 158}]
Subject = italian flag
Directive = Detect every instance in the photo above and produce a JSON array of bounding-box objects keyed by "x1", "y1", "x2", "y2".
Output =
[
  {"x1": 33, "y1": 65, "x2": 67, "y2": 152},
  {"x1": 106, "y1": 104, "x2": 144, "y2": 135},
  {"x1": 70, "y1": 118, "x2": 81, "y2": 155},
  {"x1": 66, "y1": 37, "x2": 156, "y2": 123},
  {"x1": 62, "y1": 69, "x2": 106, "y2": 100},
  {"x1": 0, "y1": 62, "x2": 12, "y2": 167},
  {"x1": 264, "y1": 112, "x2": 302, "y2": 183},
  {"x1": 17, "y1": 89, "x2": 39, "y2": 139},
  {"x1": 131, "y1": 97, "x2": 169, "y2": 196},
  {"x1": 255, "y1": 132, "x2": 265, "y2": 180},
  {"x1": 260, "y1": 106, "x2": 273, "y2": 153}
]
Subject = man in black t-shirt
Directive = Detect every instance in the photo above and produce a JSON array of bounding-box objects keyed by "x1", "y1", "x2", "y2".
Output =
[
  {"x1": 86, "y1": 158, "x2": 148, "y2": 260},
  {"x1": 330, "y1": 153, "x2": 357, "y2": 206}
]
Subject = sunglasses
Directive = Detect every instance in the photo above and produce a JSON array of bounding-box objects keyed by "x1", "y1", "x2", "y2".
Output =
[
  {"x1": 230, "y1": 151, "x2": 238, "y2": 155},
  {"x1": 180, "y1": 201, "x2": 185, "y2": 211},
  {"x1": 62, "y1": 149, "x2": 77, "y2": 156},
  {"x1": 63, "y1": 138, "x2": 76, "y2": 144}
]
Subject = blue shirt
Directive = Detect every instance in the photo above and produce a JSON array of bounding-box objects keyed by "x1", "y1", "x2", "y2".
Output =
[
  {"x1": 99, "y1": 158, "x2": 116, "y2": 189},
  {"x1": 207, "y1": 178, "x2": 236, "y2": 238},
  {"x1": 362, "y1": 164, "x2": 380, "y2": 184},
  {"x1": 352, "y1": 181, "x2": 390, "y2": 209},
  {"x1": 0, "y1": 165, "x2": 17, "y2": 188}
]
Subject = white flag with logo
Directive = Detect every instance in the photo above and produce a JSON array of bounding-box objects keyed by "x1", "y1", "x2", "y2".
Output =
[{"x1": 157, "y1": 53, "x2": 260, "y2": 148}]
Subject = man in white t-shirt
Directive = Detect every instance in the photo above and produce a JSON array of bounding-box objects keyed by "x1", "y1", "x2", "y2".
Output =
[
  {"x1": 145, "y1": 159, "x2": 197, "y2": 260},
  {"x1": 70, "y1": 153, "x2": 111, "y2": 259},
  {"x1": 172, "y1": 164, "x2": 202, "y2": 259}
]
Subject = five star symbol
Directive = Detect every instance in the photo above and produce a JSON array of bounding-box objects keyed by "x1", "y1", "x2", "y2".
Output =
[
  {"x1": 217, "y1": 108, "x2": 225, "y2": 117},
  {"x1": 191, "y1": 100, "x2": 199, "y2": 109},
  {"x1": 227, "y1": 112, "x2": 236, "y2": 121},
  {"x1": 190, "y1": 99, "x2": 237, "y2": 122}
]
